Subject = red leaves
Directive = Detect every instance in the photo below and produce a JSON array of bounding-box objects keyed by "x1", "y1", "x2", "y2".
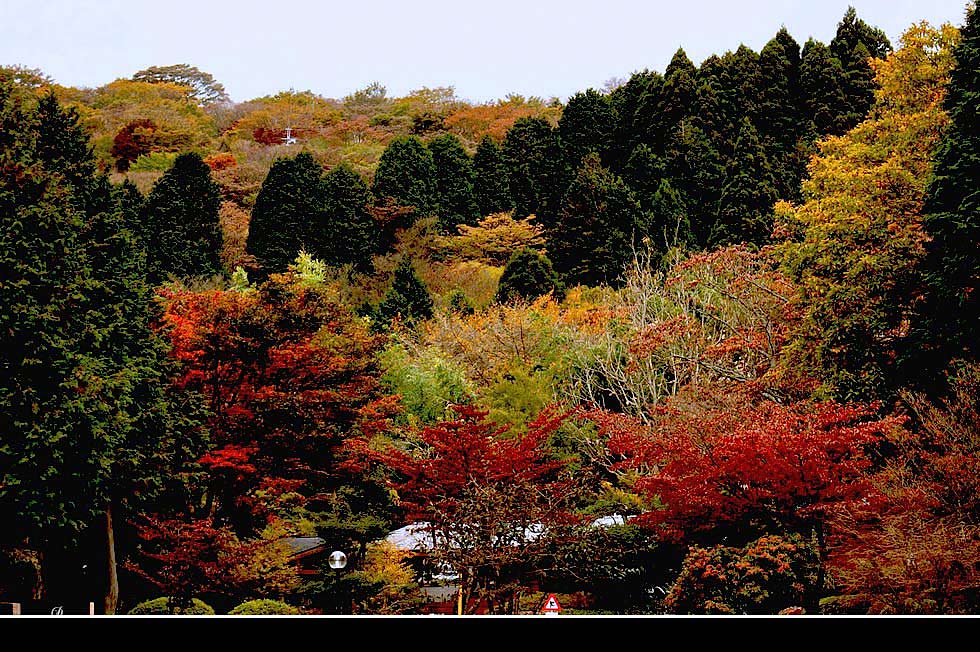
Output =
[
  {"x1": 597, "y1": 394, "x2": 901, "y2": 543},
  {"x1": 383, "y1": 404, "x2": 571, "y2": 523}
]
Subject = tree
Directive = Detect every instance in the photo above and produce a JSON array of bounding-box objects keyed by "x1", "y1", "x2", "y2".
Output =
[
  {"x1": 379, "y1": 405, "x2": 580, "y2": 613},
  {"x1": 495, "y1": 248, "x2": 565, "y2": 303},
  {"x1": 145, "y1": 152, "x2": 224, "y2": 281},
  {"x1": 830, "y1": 7, "x2": 892, "y2": 131},
  {"x1": 710, "y1": 117, "x2": 777, "y2": 247},
  {"x1": 552, "y1": 153, "x2": 641, "y2": 287},
  {"x1": 559, "y1": 88, "x2": 616, "y2": 167},
  {"x1": 428, "y1": 133, "x2": 478, "y2": 232},
  {"x1": 0, "y1": 83, "x2": 205, "y2": 610},
  {"x1": 501, "y1": 117, "x2": 569, "y2": 228},
  {"x1": 778, "y1": 23, "x2": 959, "y2": 401},
  {"x1": 800, "y1": 39, "x2": 849, "y2": 138},
  {"x1": 608, "y1": 69, "x2": 662, "y2": 168},
  {"x1": 109, "y1": 119, "x2": 160, "y2": 172},
  {"x1": 133, "y1": 64, "x2": 230, "y2": 106},
  {"x1": 161, "y1": 268, "x2": 397, "y2": 542},
  {"x1": 906, "y1": 4, "x2": 980, "y2": 391},
  {"x1": 436, "y1": 211, "x2": 545, "y2": 266},
  {"x1": 758, "y1": 28, "x2": 806, "y2": 201},
  {"x1": 246, "y1": 151, "x2": 325, "y2": 276},
  {"x1": 472, "y1": 136, "x2": 514, "y2": 216},
  {"x1": 600, "y1": 394, "x2": 900, "y2": 609},
  {"x1": 372, "y1": 136, "x2": 437, "y2": 217},
  {"x1": 316, "y1": 162, "x2": 376, "y2": 271},
  {"x1": 374, "y1": 259, "x2": 434, "y2": 328}
]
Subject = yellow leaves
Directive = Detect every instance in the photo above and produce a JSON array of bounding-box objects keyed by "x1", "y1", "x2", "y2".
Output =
[{"x1": 435, "y1": 212, "x2": 546, "y2": 266}]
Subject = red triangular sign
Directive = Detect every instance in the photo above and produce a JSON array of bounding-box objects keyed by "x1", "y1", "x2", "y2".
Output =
[{"x1": 542, "y1": 593, "x2": 562, "y2": 613}]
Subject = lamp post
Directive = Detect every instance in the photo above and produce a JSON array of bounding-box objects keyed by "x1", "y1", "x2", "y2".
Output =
[{"x1": 328, "y1": 550, "x2": 347, "y2": 570}]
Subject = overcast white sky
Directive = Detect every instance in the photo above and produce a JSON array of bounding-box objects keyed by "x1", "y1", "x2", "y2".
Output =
[{"x1": 0, "y1": 0, "x2": 971, "y2": 102}]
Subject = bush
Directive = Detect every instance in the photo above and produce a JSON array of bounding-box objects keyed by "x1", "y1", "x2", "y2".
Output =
[
  {"x1": 127, "y1": 597, "x2": 215, "y2": 615},
  {"x1": 228, "y1": 599, "x2": 303, "y2": 615},
  {"x1": 130, "y1": 151, "x2": 179, "y2": 172},
  {"x1": 495, "y1": 248, "x2": 565, "y2": 303}
]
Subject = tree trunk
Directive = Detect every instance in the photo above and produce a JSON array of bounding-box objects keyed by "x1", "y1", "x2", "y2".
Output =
[{"x1": 104, "y1": 503, "x2": 119, "y2": 615}]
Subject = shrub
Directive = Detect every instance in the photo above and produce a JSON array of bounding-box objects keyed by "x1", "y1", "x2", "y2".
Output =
[
  {"x1": 495, "y1": 248, "x2": 565, "y2": 303},
  {"x1": 127, "y1": 597, "x2": 215, "y2": 615},
  {"x1": 228, "y1": 599, "x2": 303, "y2": 615}
]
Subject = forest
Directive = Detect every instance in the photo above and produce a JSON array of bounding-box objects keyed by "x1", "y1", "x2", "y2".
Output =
[{"x1": 1, "y1": 4, "x2": 979, "y2": 615}]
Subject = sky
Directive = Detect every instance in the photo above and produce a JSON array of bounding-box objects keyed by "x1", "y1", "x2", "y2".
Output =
[{"x1": 0, "y1": 0, "x2": 971, "y2": 103}]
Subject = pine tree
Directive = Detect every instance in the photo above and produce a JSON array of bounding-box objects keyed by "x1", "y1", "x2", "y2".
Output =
[
  {"x1": 247, "y1": 151, "x2": 325, "y2": 276},
  {"x1": 711, "y1": 118, "x2": 777, "y2": 247},
  {"x1": 145, "y1": 152, "x2": 224, "y2": 281},
  {"x1": 374, "y1": 258, "x2": 434, "y2": 328},
  {"x1": 758, "y1": 28, "x2": 806, "y2": 202},
  {"x1": 559, "y1": 88, "x2": 616, "y2": 167},
  {"x1": 800, "y1": 39, "x2": 849, "y2": 138},
  {"x1": 318, "y1": 162, "x2": 376, "y2": 271},
  {"x1": 372, "y1": 135, "x2": 437, "y2": 217},
  {"x1": 553, "y1": 153, "x2": 642, "y2": 287},
  {"x1": 502, "y1": 117, "x2": 569, "y2": 230},
  {"x1": 495, "y1": 248, "x2": 565, "y2": 303},
  {"x1": 907, "y1": 2, "x2": 980, "y2": 390},
  {"x1": 428, "y1": 133, "x2": 478, "y2": 232},
  {"x1": 472, "y1": 136, "x2": 514, "y2": 216}
]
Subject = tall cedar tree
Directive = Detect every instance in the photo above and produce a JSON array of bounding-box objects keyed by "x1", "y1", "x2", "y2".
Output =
[
  {"x1": 800, "y1": 39, "x2": 849, "y2": 138},
  {"x1": 495, "y1": 248, "x2": 565, "y2": 303},
  {"x1": 501, "y1": 117, "x2": 569, "y2": 229},
  {"x1": 711, "y1": 117, "x2": 777, "y2": 247},
  {"x1": 472, "y1": 136, "x2": 514, "y2": 216},
  {"x1": 559, "y1": 88, "x2": 616, "y2": 168},
  {"x1": 319, "y1": 162, "x2": 377, "y2": 271},
  {"x1": 553, "y1": 153, "x2": 642, "y2": 287},
  {"x1": 830, "y1": 6, "x2": 892, "y2": 132},
  {"x1": 758, "y1": 28, "x2": 806, "y2": 202},
  {"x1": 0, "y1": 85, "x2": 203, "y2": 609},
  {"x1": 428, "y1": 133, "x2": 479, "y2": 232},
  {"x1": 374, "y1": 259, "x2": 434, "y2": 329},
  {"x1": 656, "y1": 48, "x2": 699, "y2": 154},
  {"x1": 664, "y1": 117, "x2": 725, "y2": 248},
  {"x1": 608, "y1": 70, "x2": 663, "y2": 169},
  {"x1": 908, "y1": 3, "x2": 980, "y2": 391},
  {"x1": 145, "y1": 152, "x2": 223, "y2": 281},
  {"x1": 247, "y1": 151, "x2": 325, "y2": 276},
  {"x1": 372, "y1": 136, "x2": 437, "y2": 217}
]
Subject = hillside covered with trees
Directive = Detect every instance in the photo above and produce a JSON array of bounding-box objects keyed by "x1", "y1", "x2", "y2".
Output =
[{"x1": 1, "y1": 5, "x2": 979, "y2": 615}]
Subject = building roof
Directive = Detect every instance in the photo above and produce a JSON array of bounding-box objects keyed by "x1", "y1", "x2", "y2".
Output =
[{"x1": 281, "y1": 536, "x2": 327, "y2": 557}]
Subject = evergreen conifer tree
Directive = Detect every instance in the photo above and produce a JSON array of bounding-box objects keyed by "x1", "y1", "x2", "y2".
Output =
[
  {"x1": 472, "y1": 136, "x2": 514, "y2": 216},
  {"x1": 495, "y1": 248, "x2": 565, "y2": 303},
  {"x1": 145, "y1": 152, "x2": 223, "y2": 280},
  {"x1": 429, "y1": 133, "x2": 478, "y2": 232},
  {"x1": 372, "y1": 135, "x2": 437, "y2": 216},
  {"x1": 906, "y1": 2, "x2": 980, "y2": 389},
  {"x1": 711, "y1": 118, "x2": 777, "y2": 247},
  {"x1": 502, "y1": 117, "x2": 569, "y2": 230},
  {"x1": 559, "y1": 88, "x2": 616, "y2": 167},
  {"x1": 758, "y1": 28, "x2": 806, "y2": 201},
  {"x1": 247, "y1": 151, "x2": 325, "y2": 276},
  {"x1": 553, "y1": 153, "x2": 642, "y2": 287},
  {"x1": 318, "y1": 162, "x2": 376, "y2": 271},
  {"x1": 374, "y1": 258, "x2": 434, "y2": 328}
]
